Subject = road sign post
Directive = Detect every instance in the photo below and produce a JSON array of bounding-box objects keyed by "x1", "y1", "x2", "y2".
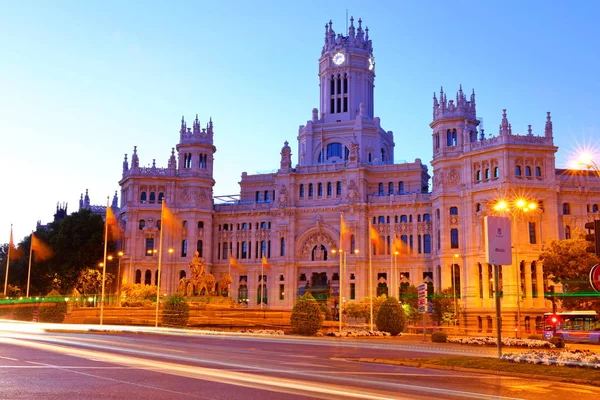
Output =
[{"x1": 418, "y1": 283, "x2": 427, "y2": 341}]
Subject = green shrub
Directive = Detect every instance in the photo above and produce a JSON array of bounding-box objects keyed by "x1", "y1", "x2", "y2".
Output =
[
  {"x1": 291, "y1": 293, "x2": 323, "y2": 335},
  {"x1": 161, "y1": 293, "x2": 190, "y2": 327},
  {"x1": 375, "y1": 297, "x2": 407, "y2": 336},
  {"x1": 527, "y1": 334, "x2": 543, "y2": 340},
  {"x1": 320, "y1": 304, "x2": 333, "y2": 321},
  {"x1": 549, "y1": 336, "x2": 566, "y2": 348},
  {"x1": 121, "y1": 283, "x2": 157, "y2": 307},
  {"x1": 38, "y1": 290, "x2": 67, "y2": 323},
  {"x1": 12, "y1": 304, "x2": 35, "y2": 321},
  {"x1": 431, "y1": 330, "x2": 448, "y2": 343}
]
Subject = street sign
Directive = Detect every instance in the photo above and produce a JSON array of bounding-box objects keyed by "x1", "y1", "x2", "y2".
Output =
[
  {"x1": 590, "y1": 264, "x2": 600, "y2": 293},
  {"x1": 484, "y1": 216, "x2": 512, "y2": 265},
  {"x1": 418, "y1": 283, "x2": 427, "y2": 313}
]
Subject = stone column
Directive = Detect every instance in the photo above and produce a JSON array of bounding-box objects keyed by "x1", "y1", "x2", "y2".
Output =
[
  {"x1": 524, "y1": 261, "x2": 533, "y2": 308},
  {"x1": 536, "y1": 262, "x2": 546, "y2": 308}
]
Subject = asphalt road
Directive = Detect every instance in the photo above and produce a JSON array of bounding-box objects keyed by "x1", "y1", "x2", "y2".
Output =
[{"x1": 1, "y1": 324, "x2": 599, "y2": 400}]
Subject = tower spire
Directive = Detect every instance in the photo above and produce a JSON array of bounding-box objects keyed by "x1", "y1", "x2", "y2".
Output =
[{"x1": 545, "y1": 112, "x2": 553, "y2": 137}]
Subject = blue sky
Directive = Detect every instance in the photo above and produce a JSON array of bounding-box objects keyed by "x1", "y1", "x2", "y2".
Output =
[{"x1": 2, "y1": 1, "x2": 599, "y2": 244}]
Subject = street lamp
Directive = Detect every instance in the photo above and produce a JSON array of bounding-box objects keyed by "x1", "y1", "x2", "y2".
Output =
[
  {"x1": 491, "y1": 196, "x2": 538, "y2": 338},
  {"x1": 393, "y1": 251, "x2": 399, "y2": 299},
  {"x1": 572, "y1": 152, "x2": 600, "y2": 176}
]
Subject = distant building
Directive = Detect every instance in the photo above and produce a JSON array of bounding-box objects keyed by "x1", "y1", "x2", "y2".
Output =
[
  {"x1": 116, "y1": 18, "x2": 600, "y2": 333},
  {"x1": 78, "y1": 189, "x2": 119, "y2": 219}
]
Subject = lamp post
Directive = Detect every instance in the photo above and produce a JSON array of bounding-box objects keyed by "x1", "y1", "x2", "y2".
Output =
[
  {"x1": 492, "y1": 197, "x2": 538, "y2": 338},
  {"x1": 116, "y1": 251, "x2": 124, "y2": 305},
  {"x1": 452, "y1": 253, "x2": 459, "y2": 327},
  {"x1": 393, "y1": 251, "x2": 399, "y2": 299}
]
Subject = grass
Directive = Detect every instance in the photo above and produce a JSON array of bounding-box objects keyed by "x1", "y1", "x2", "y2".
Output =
[{"x1": 397, "y1": 356, "x2": 600, "y2": 384}]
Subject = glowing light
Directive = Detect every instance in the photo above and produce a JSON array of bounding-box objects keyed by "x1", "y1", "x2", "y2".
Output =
[
  {"x1": 493, "y1": 200, "x2": 508, "y2": 211},
  {"x1": 118, "y1": 251, "x2": 124, "y2": 257}
]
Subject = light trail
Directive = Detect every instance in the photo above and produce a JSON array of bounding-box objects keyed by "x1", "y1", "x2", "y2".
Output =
[{"x1": 1, "y1": 334, "x2": 522, "y2": 400}]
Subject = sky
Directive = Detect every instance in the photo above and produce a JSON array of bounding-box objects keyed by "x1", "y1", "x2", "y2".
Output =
[{"x1": 2, "y1": 0, "x2": 600, "y2": 245}]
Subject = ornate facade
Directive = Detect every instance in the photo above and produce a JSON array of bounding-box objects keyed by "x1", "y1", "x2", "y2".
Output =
[{"x1": 116, "y1": 18, "x2": 600, "y2": 332}]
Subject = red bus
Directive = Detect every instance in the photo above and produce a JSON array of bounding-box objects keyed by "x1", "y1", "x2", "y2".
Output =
[{"x1": 543, "y1": 311, "x2": 600, "y2": 343}]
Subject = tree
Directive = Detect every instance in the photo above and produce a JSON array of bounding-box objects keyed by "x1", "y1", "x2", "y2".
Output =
[
  {"x1": 430, "y1": 288, "x2": 461, "y2": 325},
  {"x1": 399, "y1": 285, "x2": 420, "y2": 325},
  {"x1": 343, "y1": 294, "x2": 387, "y2": 321},
  {"x1": 3, "y1": 209, "x2": 111, "y2": 296},
  {"x1": 376, "y1": 297, "x2": 407, "y2": 335},
  {"x1": 290, "y1": 293, "x2": 323, "y2": 335},
  {"x1": 75, "y1": 268, "x2": 114, "y2": 298},
  {"x1": 539, "y1": 228, "x2": 600, "y2": 310},
  {"x1": 161, "y1": 293, "x2": 190, "y2": 327}
]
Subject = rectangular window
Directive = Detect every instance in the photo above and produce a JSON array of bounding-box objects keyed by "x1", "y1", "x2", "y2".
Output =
[
  {"x1": 145, "y1": 238, "x2": 154, "y2": 256},
  {"x1": 531, "y1": 263, "x2": 538, "y2": 298},
  {"x1": 343, "y1": 97, "x2": 348, "y2": 112},
  {"x1": 450, "y1": 228, "x2": 459, "y2": 249},
  {"x1": 279, "y1": 284, "x2": 285, "y2": 300},
  {"x1": 197, "y1": 240, "x2": 203, "y2": 257},
  {"x1": 350, "y1": 283, "x2": 355, "y2": 300},
  {"x1": 528, "y1": 222, "x2": 536, "y2": 244},
  {"x1": 423, "y1": 234, "x2": 431, "y2": 254},
  {"x1": 222, "y1": 242, "x2": 228, "y2": 259},
  {"x1": 181, "y1": 239, "x2": 187, "y2": 257},
  {"x1": 478, "y1": 264, "x2": 483, "y2": 299},
  {"x1": 241, "y1": 241, "x2": 248, "y2": 259}
]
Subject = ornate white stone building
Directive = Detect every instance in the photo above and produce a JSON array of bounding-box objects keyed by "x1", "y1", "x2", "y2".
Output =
[{"x1": 117, "y1": 18, "x2": 600, "y2": 333}]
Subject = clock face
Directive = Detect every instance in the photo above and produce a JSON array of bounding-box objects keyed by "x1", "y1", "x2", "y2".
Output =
[
  {"x1": 368, "y1": 57, "x2": 375, "y2": 71},
  {"x1": 332, "y1": 52, "x2": 345, "y2": 66}
]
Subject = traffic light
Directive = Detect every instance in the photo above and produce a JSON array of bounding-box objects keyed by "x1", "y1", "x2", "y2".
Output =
[{"x1": 584, "y1": 220, "x2": 600, "y2": 256}]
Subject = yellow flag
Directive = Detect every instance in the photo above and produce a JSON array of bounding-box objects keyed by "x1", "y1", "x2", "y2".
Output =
[
  {"x1": 392, "y1": 233, "x2": 409, "y2": 255},
  {"x1": 262, "y1": 255, "x2": 269, "y2": 268},
  {"x1": 229, "y1": 255, "x2": 237, "y2": 268},
  {"x1": 369, "y1": 223, "x2": 382, "y2": 247},
  {"x1": 340, "y1": 213, "x2": 349, "y2": 250},
  {"x1": 105, "y1": 206, "x2": 119, "y2": 241},
  {"x1": 31, "y1": 233, "x2": 52, "y2": 262},
  {"x1": 8, "y1": 225, "x2": 22, "y2": 260},
  {"x1": 162, "y1": 200, "x2": 180, "y2": 235}
]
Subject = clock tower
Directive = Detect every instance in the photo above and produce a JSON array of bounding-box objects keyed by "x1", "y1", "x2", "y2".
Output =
[
  {"x1": 319, "y1": 17, "x2": 375, "y2": 123},
  {"x1": 297, "y1": 18, "x2": 393, "y2": 167}
]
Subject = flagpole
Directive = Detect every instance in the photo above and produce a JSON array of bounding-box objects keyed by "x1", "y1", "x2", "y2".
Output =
[
  {"x1": 155, "y1": 200, "x2": 165, "y2": 327},
  {"x1": 368, "y1": 221, "x2": 373, "y2": 331},
  {"x1": 4, "y1": 225, "x2": 12, "y2": 297},
  {"x1": 339, "y1": 212, "x2": 344, "y2": 334},
  {"x1": 228, "y1": 258, "x2": 231, "y2": 298},
  {"x1": 26, "y1": 232, "x2": 33, "y2": 298},
  {"x1": 260, "y1": 259, "x2": 264, "y2": 310},
  {"x1": 100, "y1": 197, "x2": 110, "y2": 325}
]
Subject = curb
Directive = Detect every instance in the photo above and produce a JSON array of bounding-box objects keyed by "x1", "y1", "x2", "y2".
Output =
[{"x1": 358, "y1": 358, "x2": 599, "y2": 387}]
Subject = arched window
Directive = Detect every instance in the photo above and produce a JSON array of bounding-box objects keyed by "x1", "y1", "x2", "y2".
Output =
[
  {"x1": 400, "y1": 215, "x2": 408, "y2": 223},
  {"x1": 562, "y1": 203, "x2": 570, "y2": 215},
  {"x1": 158, "y1": 192, "x2": 164, "y2": 203},
  {"x1": 565, "y1": 226, "x2": 571, "y2": 240},
  {"x1": 388, "y1": 182, "x2": 394, "y2": 195},
  {"x1": 485, "y1": 169, "x2": 490, "y2": 179},
  {"x1": 350, "y1": 234, "x2": 355, "y2": 253},
  {"x1": 493, "y1": 167, "x2": 499, "y2": 178},
  {"x1": 257, "y1": 279, "x2": 267, "y2": 305},
  {"x1": 135, "y1": 269, "x2": 142, "y2": 284},
  {"x1": 378, "y1": 183, "x2": 384, "y2": 195},
  {"x1": 327, "y1": 182, "x2": 332, "y2": 196},
  {"x1": 182, "y1": 220, "x2": 188, "y2": 229},
  {"x1": 525, "y1": 166, "x2": 532, "y2": 177},
  {"x1": 264, "y1": 190, "x2": 270, "y2": 202},
  {"x1": 476, "y1": 170, "x2": 481, "y2": 181},
  {"x1": 280, "y1": 237, "x2": 285, "y2": 256},
  {"x1": 378, "y1": 216, "x2": 385, "y2": 224},
  {"x1": 179, "y1": 270, "x2": 186, "y2": 280},
  {"x1": 299, "y1": 184, "x2": 304, "y2": 198},
  {"x1": 535, "y1": 166, "x2": 542, "y2": 178},
  {"x1": 318, "y1": 183, "x2": 323, "y2": 197},
  {"x1": 308, "y1": 183, "x2": 314, "y2": 197},
  {"x1": 593, "y1": 204, "x2": 599, "y2": 213},
  {"x1": 241, "y1": 241, "x2": 248, "y2": 258},
  {"x1": 149, "y1": 192, "x2": 156, "y2": 203},
  {"x1": 144, "y1": 270, "x2": 152, "y2": 285},
  {"x1": 238, "y1": 284, "x2": 248, "y2": 304},
  {"x1": 398, "y1": 181, "x2": 405, "y2": 194},
  {"x1": 140, "y1": 191, "x2": 147, "y2": 203},
  {"x1": 198, "y1": 221, "x2": 204, "y2": 229},
  {"x1": 423, "y1": 213, "x2": 431, "y2": 222},
  {"x1": 255, "y1": 191, "x2": 261, "y2": 202},
  {"x1": 336, "y1": 181, "x2": 342, "y2": 196},
  {"x1": 139, "y1": 219, "x2": 145, "y2": 230},
  {"x1": 516, "y1": 165, "x2": 522, "y2": 176},
  {"x1": 449, "y1": 207, "x2": 458, "y2": 215}
]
